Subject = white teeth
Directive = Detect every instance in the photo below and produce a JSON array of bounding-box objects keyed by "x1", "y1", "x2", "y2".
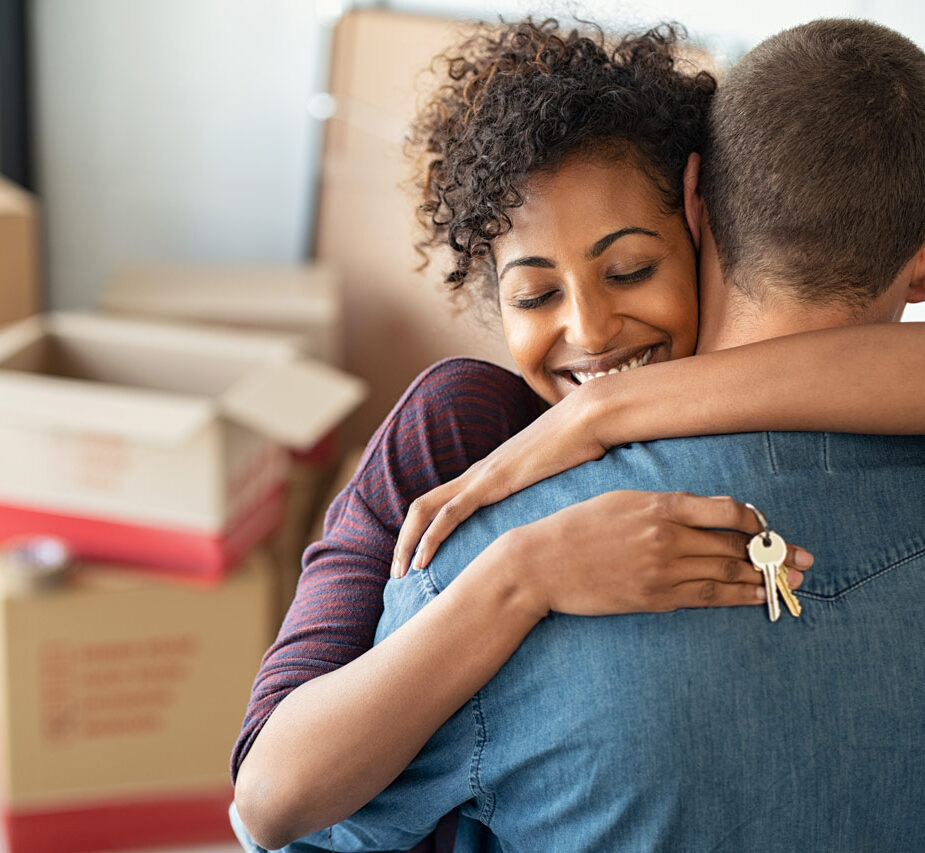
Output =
[{"x1": 570, "y1": 347, "x2": 655, "y2": 385}]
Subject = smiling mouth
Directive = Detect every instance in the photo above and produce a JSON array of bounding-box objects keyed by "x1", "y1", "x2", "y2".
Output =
[{"x1": 566, "y1": 345, "x2": 657, "y2": 386}]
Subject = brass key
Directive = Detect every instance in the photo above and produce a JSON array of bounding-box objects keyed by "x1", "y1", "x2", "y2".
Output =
[{"x1": 775, "y1": 565, "x2": 802, "y2": 618}]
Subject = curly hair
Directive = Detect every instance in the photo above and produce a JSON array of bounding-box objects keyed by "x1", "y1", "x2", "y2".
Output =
[{"x1": 408, "y1": 18, "x2": 717, "y2": 298}]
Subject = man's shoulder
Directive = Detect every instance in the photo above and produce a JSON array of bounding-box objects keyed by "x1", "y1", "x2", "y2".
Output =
[
  {"x1": 600, "y1": 430, "x2": 925, "y2": 478},
  {"x1": 425, "y1": 431, "x2": 925, "y2": 591}
]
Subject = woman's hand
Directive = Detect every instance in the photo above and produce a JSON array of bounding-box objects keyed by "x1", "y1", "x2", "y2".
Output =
[
  {"x1": 392, "y1": 383, "x2": 610, "y2": 577},
  {"x1": 498, "y1": 491, "x2": 812, "y2": 619}
]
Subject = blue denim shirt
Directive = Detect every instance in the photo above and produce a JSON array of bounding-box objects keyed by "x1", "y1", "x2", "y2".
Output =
[{"x1": 242, "y1": 432, "x2": 925, "y2": 852}]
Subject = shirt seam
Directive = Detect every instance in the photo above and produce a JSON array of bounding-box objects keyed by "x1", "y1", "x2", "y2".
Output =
[
  {"x1": 469, "y1": 689, "x2": 495, "y2": 825},
  {"x1": 418, "y1": 566, "x2": 494, "y2": 824}
]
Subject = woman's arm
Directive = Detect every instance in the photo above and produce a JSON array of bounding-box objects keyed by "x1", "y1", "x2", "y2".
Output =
[
  {"x1": 394, "y1": 322, "x2": 925, "y2": 574},
  {"x1": 235, "y1": 491, "x2": 805, "y2": 849},
  {"x1": 231, "y1": 359, "x2": 541, "y2": 845},
  {"x1": 587, "y1": 322, "x2": 925, "y2": 444}
]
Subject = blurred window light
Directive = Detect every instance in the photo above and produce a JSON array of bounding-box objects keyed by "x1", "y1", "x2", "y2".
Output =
[{"x1": 308, "y1": 92, "x2": 338, "y2": 121}]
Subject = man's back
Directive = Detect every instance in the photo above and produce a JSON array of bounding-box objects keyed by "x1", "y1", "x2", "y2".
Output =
[{"x1": 366, "y1": 431, "x2": 925, "y2": 852}]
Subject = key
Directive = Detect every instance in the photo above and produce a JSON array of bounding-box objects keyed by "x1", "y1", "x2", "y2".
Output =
[
  {"x1": 775, "y1": 564, "x2": 802, "y2": 618},
  {"x1": 748, "y1": 529, "x2": 785, "y2": 622}
]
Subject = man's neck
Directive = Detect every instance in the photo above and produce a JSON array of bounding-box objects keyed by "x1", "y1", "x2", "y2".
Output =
[
  {"x1": 696, "y1": 292, "x2": 864, "y2": 353},
  {"x1": 693, "y1": 226, "x2": 904, "y2": 353}
]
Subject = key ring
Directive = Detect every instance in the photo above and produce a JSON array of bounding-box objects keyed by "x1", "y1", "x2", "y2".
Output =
[{"x1": 744, "y1": 503, "x2": 772, "y2": 546}]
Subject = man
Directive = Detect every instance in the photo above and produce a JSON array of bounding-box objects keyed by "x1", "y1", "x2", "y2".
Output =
[{"x1": 238, "y1": 19, "x2": 925, "y2": 851}]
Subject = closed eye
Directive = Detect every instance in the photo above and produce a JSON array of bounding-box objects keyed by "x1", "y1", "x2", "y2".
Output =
[
  {"x1": 608, "y1": 264, "x2": 656, "y2": 285},
  {"x1": 510, "y1": 291, "x2": 557, "y2": 310}
]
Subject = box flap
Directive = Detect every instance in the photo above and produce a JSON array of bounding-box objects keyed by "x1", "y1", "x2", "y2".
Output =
[
  {"x1": 0, "y1": 315, "x2": 46, "y2": 361},
  {"x1": 220, "y1": 361, "x2": 366, "y2": 448},
  {"x1": 0, "y1": 372, "x2": 213, "y2": 445},
  {"x1": 47, "y1": 311, "x2": 306, "y2": 362},
  {"x1": 102, "y1": 266, "x2": 341, "y2": 329}
]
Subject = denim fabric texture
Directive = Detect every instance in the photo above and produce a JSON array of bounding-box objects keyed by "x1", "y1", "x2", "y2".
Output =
[{"x1": 289, "y1": 432, "x2": 925, "y2": 852}]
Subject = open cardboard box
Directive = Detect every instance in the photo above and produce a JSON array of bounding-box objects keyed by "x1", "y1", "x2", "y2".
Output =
[
  {"x1": 0, "y1": 548, "x2": 275, "y2": 853},
  {"x1": 0, "y1": 313, "x2": 366, "y2": 580},
  {"x1": 102, "y1": 264, "x2": 344, "y2": 365}
]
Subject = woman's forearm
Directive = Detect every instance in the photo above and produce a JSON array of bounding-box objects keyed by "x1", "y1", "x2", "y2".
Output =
[
  {"x1": 234, "y1": 533, "x2": 542, "y2": 850},
  {"x1": 587, "y1": 322, "x2": 925, "y2": 446}
]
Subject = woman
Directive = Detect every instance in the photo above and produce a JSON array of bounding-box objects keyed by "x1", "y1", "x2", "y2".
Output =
[{"x1": 233, "y1": 19, "x2": 922, "y2": 851}]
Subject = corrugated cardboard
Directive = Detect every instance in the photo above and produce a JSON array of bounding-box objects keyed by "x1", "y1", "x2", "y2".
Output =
[
  {"x1": 0, "y1": 313, "x2": 366, "y2": 577},
  {"x1": 0, "y1": 548, "x2": 274, "y2": 853},
  {"x1": 0, "y1": 177, "x2": 39, "y2": 329},
  {"x1": 102, "y1": 264, "x2": 344, "y2": 365},
  {"x1": 314, "y1": 9, "x2": 515, "y2": 444}
]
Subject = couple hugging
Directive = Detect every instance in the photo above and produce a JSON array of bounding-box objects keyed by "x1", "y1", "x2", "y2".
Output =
[{"x1": 233, "y1": 16, "x2": 925, "y2": 853}]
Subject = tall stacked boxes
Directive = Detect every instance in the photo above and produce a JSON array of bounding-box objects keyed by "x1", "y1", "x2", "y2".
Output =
[
  {"x1": 0, "y1": 312, "x2": 366, "y2": 852},
  {"x1": 314, "y1": 9, "x2": 515, "y2": 444}
]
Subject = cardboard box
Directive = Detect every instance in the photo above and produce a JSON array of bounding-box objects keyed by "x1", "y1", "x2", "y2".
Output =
[
  {"x1": 0, "y1": 178, "x2": 39, "y2": 329},
  {"x1": 102, "y1": 264, "x2": 344, "y2": 365},
  {"x1": 314, "y1": 9, "x2": 515, "y2": 444},
  {"x1": 0, "y1": 548, "x2": 274, "y2": 853},
  {"x1": 0, "y1": 313, "x2": 366, "y2": 579}
]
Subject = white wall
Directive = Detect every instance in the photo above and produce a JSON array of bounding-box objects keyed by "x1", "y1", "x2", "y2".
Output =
[
  {"x1": 30, "y1": 0, "x2": 925, "y2": 310},
  {"x1": 32, "y1": 0, "x2": 325, "y2": 309}
]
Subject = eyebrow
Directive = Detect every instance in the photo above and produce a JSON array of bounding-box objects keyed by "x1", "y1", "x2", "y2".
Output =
[
  {"x1": 498, "y1": 227, "x2": 661, "y2": 280},
  {"x1": 586, "y1": 227, "x2": 660, "y2": 260},
  {"x1": 498, "y1": 256, "x2": 555, "y2": 281}
]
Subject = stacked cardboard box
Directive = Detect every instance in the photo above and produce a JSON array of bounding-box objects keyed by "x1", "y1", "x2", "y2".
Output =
[
  {"x1": 0, "y1": 547, "x2": 275, "y2": 853},
  {"x1": 99, "y1": 264, "x2": 357, "y2": 617},
  {"x1": 102, "y1": 264, "x2": 344, "y2": 365},
  {"x1": 0, "y1": 312, "x2": 365, "y2": 582},
  {"x1": 0, "y1": 311, "x2": 367, "y2": 853}
]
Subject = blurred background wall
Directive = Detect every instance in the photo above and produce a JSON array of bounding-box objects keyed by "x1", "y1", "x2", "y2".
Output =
[{"x1": 20, "y1": 0, "x2": 925, "y2": 439}]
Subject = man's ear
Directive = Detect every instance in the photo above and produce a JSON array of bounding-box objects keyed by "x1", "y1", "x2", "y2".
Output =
[
  {"x1": 683, "y1": 153, "x2": 703, "y2": 250},
  {"x1": 906, "y1": 242, "x2": 925, "y2": 304}
]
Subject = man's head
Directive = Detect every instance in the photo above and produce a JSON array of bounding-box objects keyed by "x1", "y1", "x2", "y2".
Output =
[{"x1": 697, "y1": 19, "x2": 925, "y2": 320}]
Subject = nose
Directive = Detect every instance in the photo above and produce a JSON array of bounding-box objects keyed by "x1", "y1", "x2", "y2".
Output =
[{"x1": 562, "y1": 287, "x2": 624, "y2": 353}]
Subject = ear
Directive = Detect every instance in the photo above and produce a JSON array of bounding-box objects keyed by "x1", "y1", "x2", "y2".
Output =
[
  {"x1": 906, "y1": 242, "x2": 925, "y2": 304},
  {"x1": 683, "y1": 153, "x2": 703, "y2": 250}
]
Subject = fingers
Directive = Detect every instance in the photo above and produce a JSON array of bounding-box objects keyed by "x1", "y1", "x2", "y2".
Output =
[
  {"x1": 392, "y1": 479, "x2": 479, "y2": 578},
  {"x1": 392, "y1": 491, "x2": 444, "y2": 578},
  {"x1": 674, "y1": 527, "x2": 753, "y2": 559},
  {"x1": 669, "y1": 556, "x2": 806, "y2": 590},
  {"x1": 415, "y1": 496, "x2": 476, "y2": 572},
  {"x1": 668, "y1": 579, "x2": 770, "y2": 609},
  {"x1": 785, "y1": 542, "x2": 814, "y2": 571},
  {"x1": 662, "y1": 492, "x2": 764, "y2": 535},
  {"x1": 662, "y1": 493, "x2": 814, "y2": 572}
]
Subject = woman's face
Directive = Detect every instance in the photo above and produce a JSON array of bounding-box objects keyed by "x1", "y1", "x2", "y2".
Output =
[{"x1": 495, "y1": 154, "x2": 699, "y2": 405}]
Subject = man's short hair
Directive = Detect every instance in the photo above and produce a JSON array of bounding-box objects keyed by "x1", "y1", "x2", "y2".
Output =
[{"x1": 700, "y1": 19, "x2": 925, "y2": 306}]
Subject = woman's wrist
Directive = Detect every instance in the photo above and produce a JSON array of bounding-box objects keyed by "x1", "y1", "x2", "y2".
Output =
[{"x1": 466, "y1": 526, "x2": 552, "y2": 625}]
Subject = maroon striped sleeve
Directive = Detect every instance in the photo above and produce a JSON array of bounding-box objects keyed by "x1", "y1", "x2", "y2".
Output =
[{"x1": 231, "y1": 357, "x2": 544, "y2": 783}]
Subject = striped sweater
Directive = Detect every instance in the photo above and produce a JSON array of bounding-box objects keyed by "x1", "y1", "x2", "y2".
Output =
[{"x1": 232, "y1": 358, "x2": 544, "y2": 847}]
